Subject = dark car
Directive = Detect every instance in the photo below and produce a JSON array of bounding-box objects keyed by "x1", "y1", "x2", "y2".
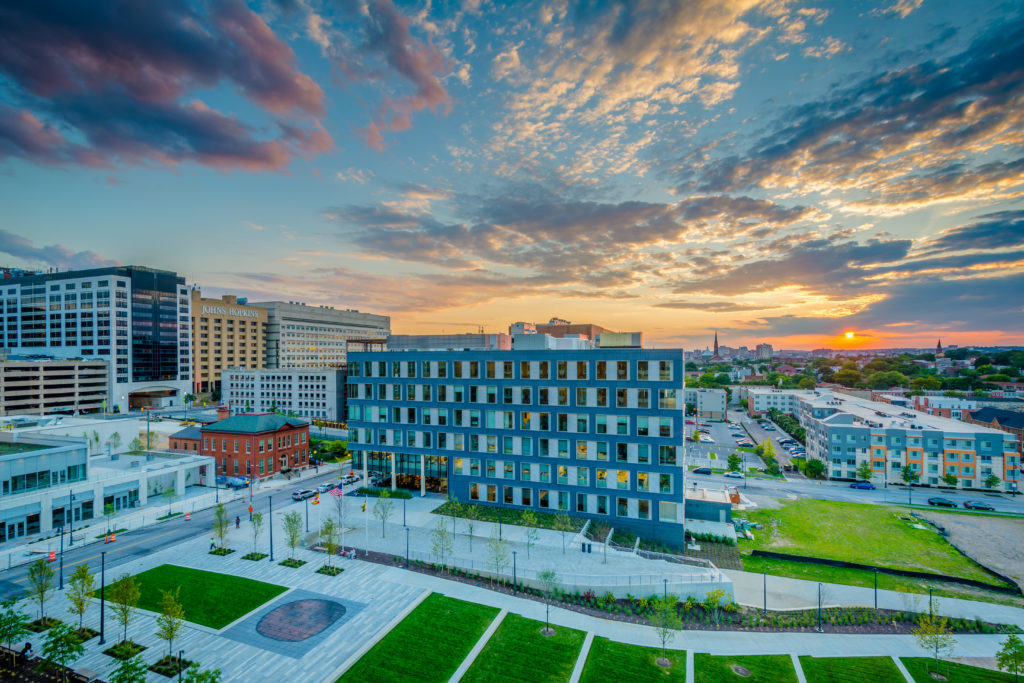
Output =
[
  {"x1": 963, "y1": 500, "x2": 995, "y2": 511},
  {"x1": 291, "y1": 489, "x2": 316, "y2": 501},
  {"x1": 691, "y1": 467, "x2": 712, "y2": 475},
  {"x1": 850, "y1": 482, "x2": 875, "y2": 490},
  {"x1": 927, "y1": 497, "x2": 956, "y2": 507}
]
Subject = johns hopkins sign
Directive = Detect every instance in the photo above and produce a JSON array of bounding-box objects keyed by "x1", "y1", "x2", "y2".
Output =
[{"x1": 202, "y1": 304, "x2": 261, "y2": 318}]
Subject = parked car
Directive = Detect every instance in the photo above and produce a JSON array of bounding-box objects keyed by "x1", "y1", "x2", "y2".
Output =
[
  {"x1": 691, "y1": 467, "x2": 712, "y2": 475},
  {"x1": 291, "y1": 489, "x2": 316, "y2": 501},
  {"x1": 927, "y1": 497, "x2": 956, "y2": 507},
  {"x1": 963, "y1": 500, "x2": 995, "y2": 511},
  {"x1": 317, "y1": 481, "x2": 336, "y2": 493},
  {"x1": 850, "y1": 482, "x2": 875, "y2": 490},
  {"x1": 342, "y1": 472, "x2": 360, "y2": 485},
  {"x1": 724, "y1": 471, "x2": 744, "y2": 479}
]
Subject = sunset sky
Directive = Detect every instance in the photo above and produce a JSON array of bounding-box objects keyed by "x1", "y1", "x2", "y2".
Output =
[{"x1": 1, "y1": 0, "x2": 1022, "y2": 350}]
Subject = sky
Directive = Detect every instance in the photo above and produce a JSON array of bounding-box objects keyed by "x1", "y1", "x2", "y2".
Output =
[{"x1": 1, "y1": 0, "x2": 1023, "y2": 351}]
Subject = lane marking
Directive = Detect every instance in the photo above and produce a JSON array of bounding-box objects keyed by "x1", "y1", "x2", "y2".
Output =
[{"x1": 9, "y1": 528, "x2": 181, "y2": 584}]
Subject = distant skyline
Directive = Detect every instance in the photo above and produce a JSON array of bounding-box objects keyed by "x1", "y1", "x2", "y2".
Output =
[{"x1": 1, "y1": 0, "x2": 1022, "y2": 350}]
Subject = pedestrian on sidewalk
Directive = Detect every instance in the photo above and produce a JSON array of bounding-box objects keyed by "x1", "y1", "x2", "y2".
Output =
[
  {"x1": 210, "y1": 538, "x2": 215, "y2": 550},
  {"x1": 235, "y1": 516, "x2": 240, "y2": 529}
]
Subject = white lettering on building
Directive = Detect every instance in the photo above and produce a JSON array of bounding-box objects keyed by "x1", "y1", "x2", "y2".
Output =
[{"x1": 201, "y1": 304, "x2": 261, "y2": 318}]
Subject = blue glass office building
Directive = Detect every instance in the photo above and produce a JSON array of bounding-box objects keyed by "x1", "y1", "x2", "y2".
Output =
[{"x1": 346, "y1": 348, "x2": 689, "y2": 543}]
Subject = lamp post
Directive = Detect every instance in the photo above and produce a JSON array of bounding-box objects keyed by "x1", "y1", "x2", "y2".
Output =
[
  {"x1": 99, "y1": 551, "x2": 106, "y2": 645},
  {"x1": 405, "y1": 526, "x2": 409, "y2": 568},
  {"x1": 68, "y1": 489, "x2": 74, "y2": 546},
  {"x1": 178, "y1": 649, "x2": 184, "y2": 682},
  {"x1": 305, "y1": 497, "x2": 309, "y2": 533},
  {"x1": 512, "y1": 551, "x2": 517, "y2": 596},
  {"x1": 58, "y1": 525, "x2": 64, "y2": 590},
  {"x1": 873, "y1": 568, "x2": 878, "y2": 612},
  {"x1": 403, "y1": 496, "x2": 407, "y2": 527},
  {"x1": 816, "y1": 583, "x2": 823, "y2": 633},
  {"x1": 928, "y1": 587, "x2": 933, "y2": 617},
  {"x1": 146, "y1": 409, "x2": 151, "y2": 452},
  {"x1": 663, "y1": 578, "x2": 668, "y2": 601},
  {"x1": 762, "y1": 571, "x2": 767, "y2": 615},
  {"x1": 268, "y1": 496, "x2": 274, "y2": 562}
]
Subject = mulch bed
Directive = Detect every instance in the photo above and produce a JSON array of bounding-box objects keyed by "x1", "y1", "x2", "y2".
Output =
[
  {"x1": 279, "y1": 558, "x2": 306, "y2": 568},
  {"x1": 103, "y1": 641, "x2": 146, "y2": 661},
  {"x1": 209, "y1": 547, "x2": 235, "y2": 556},
  {"x1": 149, "y1": 654, "x2": 195, "y2": 678},
  {"x1": 26, "y1": 617, "x2": 63, "y2": 633},
  {"x1": 343, "y1": 547, "x2": 1020, "y2": 634}
]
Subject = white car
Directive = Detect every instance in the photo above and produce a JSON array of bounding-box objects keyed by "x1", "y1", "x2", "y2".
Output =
[{"x1": 724, "y1": 471, "x2": 744, "y2": 479}]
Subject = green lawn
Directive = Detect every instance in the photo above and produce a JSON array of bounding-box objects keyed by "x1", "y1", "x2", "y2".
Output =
[
  {"x1": 112, "y1": 564, "x2": 287, "y2": 629},
  {"x1": 462, "y1": 613, "x2": 585, "y2": 683},
  {"x1": 580, "y1": 637, "x2": 685, "y2": 683},
  {"x1": 693, "y1": 654, "x2": 797, "y2": 683},
  {"x1": 339, "y1": 593, "x2": 499, "y2": 683},
  {"x1": 799, "y1": 656, "x2": 905, "y2": 683},
  {"x1": 902, "y1": 657, "x2": 1017, "y2": 682},
  {"x1": 741, "y1": 499, "x2": 1002, "y2": 585}
]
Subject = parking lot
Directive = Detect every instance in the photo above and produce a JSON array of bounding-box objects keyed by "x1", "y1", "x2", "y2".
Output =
[
  {"x1": 687, "y1": 417, "x2": 763, "y2": 473},
  {"x1": 729, "y1": 410, "x2": 807, "y2": 477}
]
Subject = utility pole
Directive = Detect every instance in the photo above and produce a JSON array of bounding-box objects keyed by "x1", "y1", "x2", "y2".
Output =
[
  {"x1": 68, "y1": 489, "x2": 74, "y2": 546},
  {"x1": 58, "y1": 525, "x2": 64, "y2": 590},
  {"x1": 99, "y1": 551, "x2": 106, "y2": 645},
  {"x1": 268, "y1": 496, "x2": 274, "y2": 562}
]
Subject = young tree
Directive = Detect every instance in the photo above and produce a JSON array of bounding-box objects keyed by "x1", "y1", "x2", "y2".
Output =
[
  {"x1": 804, "y1": 459, "x2": 825, "y2": 479},
  {"x1": 212, "y1": 502, "x2": 229, "y2": 548},
  {"x1": 41, "y1": 622, "x2": 84, "y2": 683},
  {"x1": 462, "y1": 503, "x2": 479, "y2": 552},
  {"x1": 521, "y1": 510, "x2": 539, "y2": 559},
  {"x1": 553, "y1": 513, "x2": 573, "y2": 554},
  {"x1": 128, "y1": 437, "x2": 143, "y2": 452},
  {"x1": 430, "y1": 520, "x2": 453, "y2": 570},
  {"x1": 250, "y1": 511, "x2": 264, "y2": 554},
  {"x1": 104, "y1": 503, "x2": 116, "y2": 535},
  {"x1": 997, "y1": 633, "x2": 1024, "y2": 682},
  {"x1": 941, "y1": 472, "x2": 959, "y2": 488},
  {"x1": 445, "y1": 496, "x2": 463, "y2": 539},
  {"x1": 0, "y1": 598, "x2": 31, "y2": 667},
  {"x1": 985, "y1": 474, "x2": 1002, "y2": 490},
  {"x1": 727, "y1": 453, "x2": 742, "y2": 472},
  {"x1": 537, "y1": 569, "x2": 559, "y2": 635},
  {"x1": 282, "y1": 511, "x2": 303, "y2": 559},
  {"x1": 486, "y1": 527, "x2": 510, "y2": 584},
  {"x1": 26, "y1": 558, "x2": 55, "y2": 622},
  {"x1": 67, "y1": 564, "x2": 96, "y2": 632},
  {"x1": 320, "y1": 516, "x2": 340, "y2": 569},
  {"x1": 373, "y1": 491, "x2": 395, "y2": 538},
  {"x1": 156, "y1": 588, "x2": 184, "y2": 658},
  {"x1": 183, "y1": 664, "x2": 223, "y2": 683},
  {"x1": 901, "y1": 465, "x2": 919, "y2": 486},
  {"x1": 855, "y1": 461, "x2": 874, "y2": 482},
  {"x1": 162, "y1": 487, "x2": 178, "y2": 515},
  {"x1": 109, "y1": 431, "x2": 123, "y2": 452},
  {"x1": 108, "y1": 574, "x2": 141, "y2": 644},
  {"x1": 703, "y1": 588, "x2": 726, "y2": 625},
  {"x1": 110, "y1": 654, "x2": 148, "y2": 683},
  {"x1": 648, "y1": 595, "x2": 681, "y2": 666},
  {"x1": 912, "y1": 611, "x2": 956, "y2": 675}
]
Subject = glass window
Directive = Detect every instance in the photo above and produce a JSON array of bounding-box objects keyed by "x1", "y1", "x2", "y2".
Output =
[
  {"x1": 577, "y1": 467, "x2": 589, "y2": 486},
  {"x1": 637, "y1": 362, "x2": 648, "y2": 381},
  {"x1": 617, "y1": 470, "x2": 629, "y2": 490}
]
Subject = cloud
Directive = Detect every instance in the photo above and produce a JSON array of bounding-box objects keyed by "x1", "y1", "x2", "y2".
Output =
[
  {"x1": 336, "y1": 167, "x2": 373, "y2": 184},
  {"x1": 653, "y1": 301, "x2": 770, "y2": 312},
  {"x1": 920, "y1": 211, "x2": 1024, "y2": 254},
  {"x1": 802, "y1": 36, "x2": 848, "y2": 59},
  {"x1": 0, "y1": 229, "x2": 122, "y2": 270},
  {"x1": 0, "y1": 0, "x2": 329, "y2": 171},
  {"x1": 872, "y1": 0, "x2": 924, "y2": 19}
]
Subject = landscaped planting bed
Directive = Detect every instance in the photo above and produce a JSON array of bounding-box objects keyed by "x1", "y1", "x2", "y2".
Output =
[
  {"x1": 901, "y1": 657, "x2": 1017, "y2": 682},
  {"x1": 580, "y1": 637, "x2": 685, "y2": 683},
  {"x1": 435, "y1": 500, "x2": 585, "y2": 532},
  {"x1": 461, "y1": 614, "x2": 585, "y2": 683},
  {"x1": 799, "y1": 656, "x2": 906, "y2": 683},
  {"x1": 116, "y1": 564, "x2": 287, "y2": 629},
  {"x1": 338, "y1": 593, "x2": 498, "y2": 683},
  {"x1": 693, "y1": 654, "x2": 797, "y2": 683}
]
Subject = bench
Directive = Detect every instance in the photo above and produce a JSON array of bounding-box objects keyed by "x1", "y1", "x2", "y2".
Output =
[{"x1": 71, "y1": 667, "x2": 101, "y2": 682}]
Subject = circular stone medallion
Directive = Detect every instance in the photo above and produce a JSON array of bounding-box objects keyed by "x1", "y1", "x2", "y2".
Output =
[{"x1": 256, "y1": 599, "x2": 347, "y2": 641}]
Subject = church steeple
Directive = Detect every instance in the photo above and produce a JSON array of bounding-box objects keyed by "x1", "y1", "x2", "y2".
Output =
[
  {"x1": 936, "y1": 339, "x2": 944, "y2": 357},
  {"x1": 714, "y1": 330, "x2": 719, "y2": 356}
]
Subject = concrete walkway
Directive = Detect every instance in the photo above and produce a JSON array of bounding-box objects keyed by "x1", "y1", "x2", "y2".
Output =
[{"x1": 449, "y1": 609, "x2": 506, "y2": 683}]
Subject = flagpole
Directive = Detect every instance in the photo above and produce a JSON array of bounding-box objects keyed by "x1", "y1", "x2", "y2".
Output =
[{"x1": 364, "y1": 499, "x2": 368, "y2": 557}]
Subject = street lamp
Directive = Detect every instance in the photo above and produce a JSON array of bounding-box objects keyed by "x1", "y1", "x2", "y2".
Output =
[
  {"x1": 305, "y1": 497, "x2": 309, "y2": 533},
  {"x1": 403, "y1": 496, "x2": 407, "y2": 527},
  {"x1": 268, "y1": 495, "x2": 274, "y2": 562},
  {"x1": 68, "y1": 489, "x2": 74, "y2": 546},
  {"x1": 58, "y1": 525, "x2": 64, "y2": 590},
  {"x1": 405, "y1": 526, "x2": 409, "y2": 568},
  {"x1": 512, "y1": 551, "x2": 517, "y2": 596},
  {"x1": 178, "y1": 649, "x2": 184, "y2": 682},
  {"x1": 873, "y1": 568, "x2": 878, "y2": 612},
  {"x1": 99, "y1": 551, "x2": 106, "y2": 645},
  {"x1": 816, "y1": 583, "x2": 823, "y2": 632}
]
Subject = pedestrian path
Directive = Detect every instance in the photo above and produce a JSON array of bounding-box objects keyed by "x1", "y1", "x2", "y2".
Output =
[
  {"x1": 448, "y1": 609, "x2": 507, "y2": 683},
  {"x1": 892, "y1": 655, "x2": 915, "y2": 682},
  {"x1": 567, "y1": 632, "x2": 594, "y2": 683},
  {"x1": 791, "y1": 653, "x2": 806, "y2": 683}
]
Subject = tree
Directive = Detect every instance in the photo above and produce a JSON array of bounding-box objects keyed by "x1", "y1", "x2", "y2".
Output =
[
  {"x1": 110, "y1": 654, "x2": 148, "y2": 683},
  {"x1": 805, "y1": 459, "x2": 825, "y2": 478},
  {"x1": 911, "y1": 376, "x2": 942, "y2": 392},
  {"x1": 855, "y1": 461, "x2": 874, "y2": 482},
  {"x1": 727, "y1": 453, "x2": 742, "y2": 472},
  {"x1": 373, "y1": 491, "x2": 395, "y2": 538},
  {"x1": 521, "y1": 510, "x2": 539, "y2": 558},
  {"x1": 537, "y1": 569, "x2": 559, "y2": 635},
  {"x1": 462, "y1": 503, "x2": 479, "y2": 551},
  {"x1": 942, "y1": 472, "x2": 959, "y2": 488},
  {"x1": 648, "y1": 595, "x2": 681, "y2": 666},
  {"x1": 834, "y1": 369, "x2": 862, "y2": 387},
  {"x1": 997, "y1": 633, "x2": 1024, "y2": 682},
  {"x1": 155, "y1": 588, "x2": 184, "y2": 657},
  {"x1": 798, "y1": 377, "x2": 816, "y2": 390},
  {"x1": 67, "y1": 564, "x2": 96, "y2": 631},
  {"x1": 213, "y1": 503, "x2": 230, "y2": 548},
  {"x1": 26, "y1": 558, "x2": 55, "y2": 622},
  {"x1": 430, "y1": 520, "x2": 453, "y2": 569},
  {"x1": 283, "y1": 511, "x2": 303, "y2": 559},
  {"x1": 0, "y1": 598, "x2": 31, "y2": 667},
  {"x1": 109, "y1": 574, "x2": 141, "y2": 643},
  {"x1": 901, "y1": 465, "x2": 920, "y2": 487},
  {"x1": 42, "y1": 622, "x2": 84, "y2": 683},
  {"x1": 109, "y1": 431, "x2": 123, "y2": 452},
  {"x1": 553, "y1": 513, "x2": 573, "y2": 554},
  {"x1": 183, "y1": 664, "x2": 223, "y2": 683},
  {"x1": 486, "y1": 527, "x2": 510, "y2": 584},
  {"x1": 445, "y1": 496, "x2": 463, "y2": 540},
  {"x1": 985, "y1": 474, "x2": 1002, "y2": 490},
  {"x1": 104, "y1": 503, "x2": 116, "y2": 534},
  {"x1": 250, "y1": 511, "x2": 264, "y2": 554},
  {"x1": 912, "y1": 611, "x2": 955, "y2": 675},
  {"x1": 161, "y1": 487, "x2": 178, "y2": 515},
  {"x1": 320, "y1": 516, "x2": 340, "y2": 569},
  {"x1": 703, "y1": 588, "x2": 726, "y2": 625}
]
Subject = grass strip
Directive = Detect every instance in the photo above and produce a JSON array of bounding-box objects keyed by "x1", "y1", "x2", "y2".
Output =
[
  {"x1": 901, "y1": 657, "x2": 1017, "y2": 682},
  {"x1": 580, "y1": 637, "x2": 685, "y2": 683},
  {"x1": 693, "y1": 653, "x2": 797, "y2": 683},
  {"x1": 799, "y1": 656, "x2": 905, "y2": 683},
  {"x1": 462, "y1": 613, "x2": 585, "y2": 683}
]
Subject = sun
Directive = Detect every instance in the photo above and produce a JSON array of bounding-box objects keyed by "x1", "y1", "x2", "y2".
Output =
[{"x1": 844, "y1": 331, "x2": 855, "y2": 339}]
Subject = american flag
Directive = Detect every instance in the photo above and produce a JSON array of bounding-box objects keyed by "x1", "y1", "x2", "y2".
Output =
[{"x1": 328, "y1": 486, "x2": 344, "y2": 498}]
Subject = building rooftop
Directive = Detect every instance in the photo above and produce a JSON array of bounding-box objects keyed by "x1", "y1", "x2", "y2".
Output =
[
  {"x1": 805, "y1": 389, "x2": 1006, "y2": 435},
  {"x1": 969, "y1": 407, "x2": 1024, "y2": 430},
  {"x1": 200, "y1": 413, "x2": 308, "y2": 434},
  {"x1": 170, "y1": 425, "x2": 202, "y2": 440}
]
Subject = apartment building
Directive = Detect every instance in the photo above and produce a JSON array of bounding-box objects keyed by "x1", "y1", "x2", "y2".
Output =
[
  {"x1": 798, "y1": 390, "x2": 1018, "y2": 491},
  {"x1": 387, "y1": 333, "x2": 511, "y2": 351},
  {"x1": 1, "y1": 357, "x2": 108, "y2": 415},
  {"x1": 742, "y1": 386, "x2": 814, "y2": 416},
  {"x1": 251, "y1": 301, "x2": 389, "y2": 369},
  {"x1": 221, "y1": 367, "x2": 344, "y2": 421},
  {"x1": 346, "y1": 348, "x2": 690, "y2": 543},
  {"x1": 684, "y1": 387, "x2": 727, "y2": 420},
  {"x1": 0, "y1": 266, "x2": 191, "y2": 410},
  {"x1": 190, "y1": 290, "x2": 267, "y2": 393}
]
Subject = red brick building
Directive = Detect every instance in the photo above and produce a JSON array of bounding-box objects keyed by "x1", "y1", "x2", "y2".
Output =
[{"x1": 170, "y1": 406, "x2": 310, "y2": 479}]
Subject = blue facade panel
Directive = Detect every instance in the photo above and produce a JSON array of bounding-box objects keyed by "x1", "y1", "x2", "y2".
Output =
[{"x1": 346, "y1": 348, "x2": 689, "y2": 544}]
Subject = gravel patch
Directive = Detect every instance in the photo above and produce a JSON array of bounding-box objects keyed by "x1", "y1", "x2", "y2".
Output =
[{"x1": 919, "y1": 512, "x2": 1024, "y2": 590}]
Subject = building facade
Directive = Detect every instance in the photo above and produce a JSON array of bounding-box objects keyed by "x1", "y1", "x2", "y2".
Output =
[
  {"x1": 387, "y1": 333, "x2": 511, "y2": 351},
  {"x1": 251, "y1": 301, "x2": 390, "y2": 369},
  {"x1": 190, "y1": 290, "x2": 267, "y2": 393},
  {"x1": 684, "y1": 387, "x2": 727, "y2": 420},
  {"x1": 742, "y1": 387, "x2": 813, "y2": 416},
  {"x1": 221, "y1": 367, "x2": 344, "y2": 421},
  {"x1": 186, "y1": 411, "x2": 311, "y2": 479},
  {"x1": 1, "y1": 357, "x2": 108, "y2": 415},
  {"x1": 0, "y1": 266, "x2": 191, "y2": 410},
  {"x1": 346, "y1": 348, "x2": 690, "y2": 543}
]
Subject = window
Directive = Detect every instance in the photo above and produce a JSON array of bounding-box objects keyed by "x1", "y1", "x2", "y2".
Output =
[
  {"x1": 576, "y1": 361, "x2": 588, "y2": 380},
  {"x1": 659, "y1": 361, "x2": 672, "y2": 380},
  {"x1": 577, "y1": 467, "x2": 589, "y2": 486},
  {"x1": 637, "y1": 362, "x2": 649, "y2": 381},
  {"x1": 616, "y1": 497, "x2": 628, "y2": 516},
  {"x1": 597, "y1": 495, "x2": 608, "y2": 515},
  {"x1": 522, "y1": 487, "x2": 532, "y2": 506},
  {"x1": 596, "y1": 469, "x2": 607, "y2": 487},
  {"x1": 660, "y1": 473, "x2": 672, "y2": 493},
  {"x1": 617, "y1": 470, "x2": 629, "y2": 490},
  {"x1": 637, "y1": 472, "x2": 649, "y2": 492},
  {"x1": 659, "y1": 446, "x2": 676, "y2": 465},
  {"x1": 617, "y1": 361, "x2": 628, "y2": 380}
]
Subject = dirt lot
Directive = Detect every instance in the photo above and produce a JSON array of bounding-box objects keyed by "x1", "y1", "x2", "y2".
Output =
[{"x1": 919, "y1": 511, "x2": 1024, "y2": 590}]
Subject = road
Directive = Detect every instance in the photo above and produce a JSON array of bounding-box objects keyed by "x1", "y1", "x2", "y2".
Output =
[{"x1": 0, "y1": 469, "x2": 348, "y2": 603}]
